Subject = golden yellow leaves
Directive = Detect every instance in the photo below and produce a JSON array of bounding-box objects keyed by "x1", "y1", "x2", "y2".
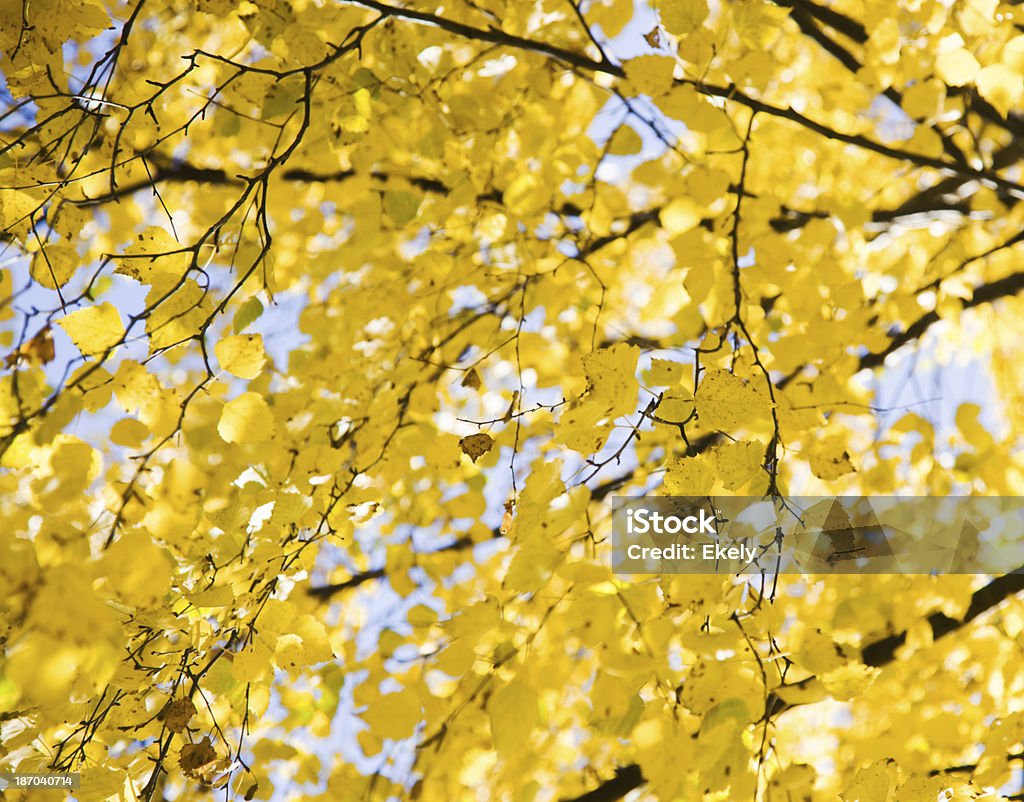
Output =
[
  {"x1": 657, "y1": 0, "x2": 709, "y2": 36},
  {"x1": 664, "y1": 454, "x2": 716, "y2": 495},
  {"x1": 503, "y1": 172, "x2": 550, "y2": 217},
  {"x1": 588, "y1": 0, "x2": 634, "y2": 38},
  {"x1": 383, "y1": 191, "x2": 423, "y2": 225},
  {"x1": 840, "y1": 760, "x2": 961, "y2": 802},
  {"x1": 0, "y1": 187, "x2": 38, "y2": 239},
  {"x1": 935, "y1": 47, "x2": 981, "y2": 86},
  {"x1": 934, "y1": 36, "x2": 1023, "y2": 114},
  {"x1": 623, "y1": 55, "x2": 677, "y2": 96},
  {"x1": 102, "y1": 534, "x2": 173, "y2": 608},
  {"x1": 110, "y1": 417, "x2": 149, "y2": 448},
  {"x1": 361, "y1": 689, "x2": 422, "y2": 740},
  {"x1": 975, "y1": 62, "x2": 1023, "y2": 115},
  {"x1": 607, "y1": 124, "x2": 644, "y2": 156},
  {"x1": 215, "y1": 334, "x2": 266, "y2": 379},
  {"x1": 901, "y1": 80, "x2": 945, "y2": 119},
  {"x1": 808, "y1": 436, "x2": 856, "y2": 480},
  {"x1": 58, "y1": 303, "x2": 124, "y2": 356},
  {"x1": 275, "y1": 615, "x2": 334, "y2": 674},
  {"x1": 77, "y1": 767, "x2": 131, "y2": 802},
  {"x1": 330, "y1": 87, "x2": 373, "y2": 148},
  {"x1": 218, "y1": 392, "x2": 275, "y2": 443},
  {"x1": 663, "y1": 440, "x2": 765, "y2": 493},
  {"x1": 555, "y1": 343, "x2": 640, "y2": 454},
  {"x1": 30, "y1": 244, "x2": 77, "y2": 289},
  {"x1": 233, "y1": 296, "x2": 264, "y2": 333},
  {"x1": 712, "y1": 440, "x2": 766, "y2": 490},
  {"x1": 489, "y1": 680, "x2": 540, "y2": 758},
  {"x1": 3, "y1": 325, "x2": 54, "y2": 368},
  {"x1": 582, "y1": 343, "x2": 640, "y2": 417},
  {"x1": 6, "y1": 567, "x2": 121, "y2": 706},
  {"x1": 695, "y1": 368, "x2": 768, "y2": 431},
  {"x1": 146, "y1": 277, "x2": 210, "y2": 353},
  {"x1": 660, "y1": 197, "x2": 703, "y2": 235},
  {"x1": 647, "y1": 358, "x2": 686, "y2": 386}
]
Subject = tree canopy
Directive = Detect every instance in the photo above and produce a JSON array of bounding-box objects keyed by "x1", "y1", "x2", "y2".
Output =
[{"x1": 2, "y1": 0, "x2": 1024, "y2": 800}]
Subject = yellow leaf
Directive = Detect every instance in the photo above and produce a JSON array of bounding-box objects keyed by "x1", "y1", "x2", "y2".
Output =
[
  {"x1": 78, "y1": 767, "x2": 129, "y2": 802},
  {"x1": 231, "y1": 639, "x2": 273, "y2": 682},
  {"x1": 504, "y1": 173, "x2": 549, "y2": 216},
  {"x1": 362, "y1": 689, "x2": 422, "y2": 740},
  {"x1": 661, "y1": 197, "x2": 702, "y2": 234},
  {"x1": 215, "y1": 333, "x2": 266, "y2": 379},
  {"x1": 30, "y1": 243, "x2": 77, "y2": 289},
  {"x1": 623, "y1": 55, "x2": 677, "y2": 96},
  {"x1": 975, "y1": 63, "x2": 1023, "y2": 116},
  {"x1": 275, "y1": 615, "x2": 333, "y2": 673},
  {"x1": 110, "y1": 417, "x2": 149, "y2": 448},
  {"x1": 658, "y1": 0, "x2": 709, "y2": 35},
  {"x1": 695, "y1": 369, "x2": 767, "y2": 431},
  {"x1": 607, "y1": 124, "x2": 643, "y2": 156},
  {"x1": 1003, "y1": 35, "x2": 1024, "y2": 72},
  {"x1": 489, "y1": 680, "x2": 539, "y2": 758},
  {"x1": 809, "y1": 436, "x2": 855, "y2": 480},
  {"x1": 935, "y1": 48, "x2": 980, "y2": 86},
  {"x1": 0, "y1": 187, "x2": 38, "y2": 238},
  {"x1": 58, "y1": 303, "x2": 125, "y2": 355},
  {"x1": 790, "y1": 625, "x2": 849, "y2": 675},
  {"x1": 647, "y1": 358, "x2": 685, "y2": 386},
  {"x1": 218, "y1": 392, "x2": 275, "y2": 443},
  {"x1": 663, "y1": 454, "x2": 715, "y2": 494},
  {"x1": 103, "y1": 535, "x2": 172, "y2": 608},
  {"x1": 589, "y1": 0, "x2": 634, "y2": 38},
  {"x1": 711, "y1": 440, "x2": 764, "y2": 490},
  {"x1": 841, "y1": 760, "x2": 896, "y2": 802},
  {"x1": 582, "y1": 342, "x2": 640, "y2": 418}
]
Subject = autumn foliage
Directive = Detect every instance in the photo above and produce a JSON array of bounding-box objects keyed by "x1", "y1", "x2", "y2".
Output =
[{"x1": 2, "y1": 0, "x2": 1024, "y2": 800}]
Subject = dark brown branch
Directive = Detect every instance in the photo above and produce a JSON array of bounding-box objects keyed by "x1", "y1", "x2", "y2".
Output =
[
  {"x1": 859, "y1": 266, "x2": 1024, "y2": 370},
  {"x1": 776, "y1": 1, "x2": 967, "y2": 164},
  {"x1": 346, "y1": 0, "x2": 623, "y2": 76},
  {"x1": 773, "y1": 0, "x2": 1024, "y2": 139},
  {"x1": 342, "y1": 0, "x2": 1023, "y2": 195},
  {"x1": 689, "y1": 81, "x2": 1024, "y2": 197},
  {"x1": 861, "y1": 566, "x2": 1024, "y2": 666},
  {"x1": 559, "y1": 765, "x2": 644, "y2": 802},
  {"x1": 71, "y1": 161, "x2": 450, "y2": 206}
]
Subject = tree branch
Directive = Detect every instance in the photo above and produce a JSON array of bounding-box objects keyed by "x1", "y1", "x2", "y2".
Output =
[
  {"x1": 861, "y1": 566, "x2": 1024, "y2": 666},
  {"x1": 559, "y1": 765, "x2": 644, "y2": 802},
  {"x1": 343, "y1": 1, "x2": 1024, "y2": 196},
  {"x1": 345, "y1": 0, "x2": 622, "y2": 75},
  {"x1": 859, "y1": 266, "x2": 1024, "y2": 371},
  {"x1": 775, "y1": 0, "x2": 967, "y2": 164}
]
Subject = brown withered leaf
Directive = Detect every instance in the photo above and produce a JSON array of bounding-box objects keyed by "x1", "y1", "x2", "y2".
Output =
[
  {"x1": 459, "y1": 433, "x2": 493, "y2": 463},
  {"x1": 500, "y1": 499, "x2": 515, "y2": 536},
  {"x1": 460, "y1": 368, "x2": 481, "y2": 389},
  {"x1": 179, "y1": 736, "x2": 217, "y2": 778},
  {"x1": 643, "y1": 26, "x2": 662, "y2": 48},
  {"x1": 159, "y1": 697, "x2": 196, "y2": 733},
  {"x1": 4, "y1": 326, "x2": 55, "y2": 369}
]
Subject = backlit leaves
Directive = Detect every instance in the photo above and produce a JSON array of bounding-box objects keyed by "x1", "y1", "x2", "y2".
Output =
[
  {"x1": 58, "y1": 304, "x2": 124, "y2": 356},
  {"x1": 218, "y1": 392, "x2": 275, "y2": 443},
  {"x1": 0, "y1": 0, "x2": 1022, "y2": 801},
  {"x1": 695, "y1": 368, "x2": 768, "y2": 431}
]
